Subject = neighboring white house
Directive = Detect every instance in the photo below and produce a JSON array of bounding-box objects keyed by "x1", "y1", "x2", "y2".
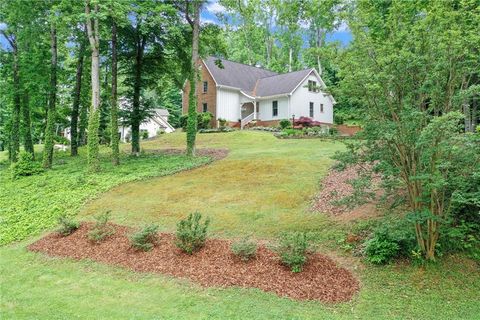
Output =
[
  {"x1": 119, "y1": 108, "x2": 175, "y2": 143},
  {"x1": 182, "y1": 56, "x2": 335, "y2": 128}
]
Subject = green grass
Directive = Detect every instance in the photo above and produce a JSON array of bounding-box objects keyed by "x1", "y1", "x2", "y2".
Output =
[
  {"x1": 0, "y1": 146, "x2": 210, "y2": 245},
  {"x1": 80, "y1": 131, "x2": 346, "y2": 243},
  {"x1": 1, "y1": 131, "x2": 479, "y2": 319}
]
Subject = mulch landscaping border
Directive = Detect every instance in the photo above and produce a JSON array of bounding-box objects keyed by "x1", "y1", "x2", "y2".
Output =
[{"x1": 28, "y1": 223, "x2": 359, "y2": 303}]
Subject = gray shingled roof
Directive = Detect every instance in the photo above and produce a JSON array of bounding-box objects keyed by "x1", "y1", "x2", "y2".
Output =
[
  {"x1": 203, "y1": 57, "x2": 315, "y2": 97},
  {"x1": 254, "y1": 69, "x2": 313, "y2": 97},
  {"x1": 203, "y1": 56, "x2": 278, "y2": 93}
]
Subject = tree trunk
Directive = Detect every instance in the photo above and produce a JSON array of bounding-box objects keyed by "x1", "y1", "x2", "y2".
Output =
[
  {"x1": 10, "y1": 37, "x2": 21, "y2": 162},
  {"x1": 186, "y1": 1, "x2": 200, "y2": 157},
  {"x1": 111, "y1": 20, "x2": 119, "y2": 165},
  {"x1": 288, "y1": 47, "x2": 293, "y2": 72},
  {"x1": 70, "y1": 32, "x2": 86, "y2": 156},
  {"x1": 22, "y1": 92, "x2": 34, "y2": 158},
  {"x1": 131, "y1": 33, "x2": 145, "y2": 155},
  {"x1": 86, "y1": 1, "x2": 101, "y2": 172},
  {"x1": 42, "y1": 23, "x2": 57, "y2": 169},
  {"x1": 472, "y1": 95, "x2": 478, "y2": 130}
]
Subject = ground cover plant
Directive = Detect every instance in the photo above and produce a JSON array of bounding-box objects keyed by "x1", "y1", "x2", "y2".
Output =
[{"x1": 0, "y1": 146, "x2": 211, "y2": 245}]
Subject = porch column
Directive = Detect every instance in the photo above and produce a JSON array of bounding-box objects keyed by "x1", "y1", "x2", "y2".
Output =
[{"x1": 253, "y1": 100, "x2": 256, "y2": 120}]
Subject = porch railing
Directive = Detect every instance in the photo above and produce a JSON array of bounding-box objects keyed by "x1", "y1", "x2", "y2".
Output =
[{"x1": 240, "y1": 112, "x2": 255, "y2": 129}]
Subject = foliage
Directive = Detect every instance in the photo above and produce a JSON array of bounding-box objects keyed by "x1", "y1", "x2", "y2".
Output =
[
  {"x1": 338, "y1": 0, "x2": 480, "y2": 260},
  {"x1": 0, "y1": 147, "x2": 211, "y2": 245},
  {"x1": 439, "y1": 220, "x2": 480, "y2": 261},
  {"x1": 129, "y1": 224, "x2": 159, "y2": 252},
  {"x1": 197, "y1": 112, "x2": 213, "y2": 130},
  {"x1": 218, "y1": 118, "x2": 228, "y2": 128},
  {"x1": 88, "y1": 212, "x2": 115, "y2": 243},
  {"x1": 9, "y1": 152, "x2": 43, "y2": 178},
  {"x1": 279, "y1": 119, "x2": 291, "y2": 129},
  {"x1": 364, "y1": 237, "x2": 400, "y2": 265},
  {"x1": 198, "y1": 127, "x2": 234, "y2": 133},
  {"x1": 249, "y1": 126, "x2": 280, "y2": 132},
  {"x1": 175, "y1": 212, "x2": 210, "y2": 254},
  {"x1": 363, "y1": 217, "x2": 417, "y2": 264},
  {"x1": 231, "y1": 237, "x2": 258, "y2": 261},
  {"x1": 56, "y1": 214, "x2": 79, "y2": 236},
  {"x1": 180, "y1": 112, "x2": 214, "y2": 131},
  {"x1": 273, "y1": 232, "x2": 313, "y2": 273}
]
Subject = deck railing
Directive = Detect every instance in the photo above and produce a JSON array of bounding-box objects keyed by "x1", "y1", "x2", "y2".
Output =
[{"x1": 240, "y1": 112, "x2": 255, "y2": 129}]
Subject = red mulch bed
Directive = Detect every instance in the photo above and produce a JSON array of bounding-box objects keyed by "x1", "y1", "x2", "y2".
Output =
[
  {"x1": 28, "y1": 223, "x2": 359, "y2": 303},
  {"x1": 312, "y1": 164, "x2": 381, "y2": 217}
]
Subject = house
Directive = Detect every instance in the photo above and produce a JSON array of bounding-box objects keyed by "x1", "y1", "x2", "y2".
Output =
[
  {"x1": 182, "y1": 56, "x2": 335, "y2": 128},
  {"x1": 119, "y1": 108, "x2": 175, "y2": 143}
]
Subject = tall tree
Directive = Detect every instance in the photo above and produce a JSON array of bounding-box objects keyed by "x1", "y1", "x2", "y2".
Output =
[
  {"x1": 0, "y1": 30, "x2": 20, "y2": 162},
  {"x1": 183, "y1": 0, "x2": 201, "y2": 157},
  {"x1": 110, "y1": 18, "x2": 119, "y2": 165},
  {"x1": 70, "y1": 28, "x2": 86, "y2": 156},
  {"x1": 42, "y1": 22, "x2": 57, "y2": 168},
  {"x1": 85, "y1": 0, "x2": 101, "y2": 171},
  {"x1": 338, "y1": 0, "x2": 480, "y2": 260}
]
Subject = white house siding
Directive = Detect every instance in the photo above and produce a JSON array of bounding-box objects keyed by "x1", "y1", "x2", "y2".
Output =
[
  {"x1": 290, "y1": 74, "x2": 334, "y2": 124},
  {"x1": 258, "y1": 96, "x2": 289, "y2": 121},
  {"x1": 216, "y1": 88, "x2": 240, "y2": 121}
]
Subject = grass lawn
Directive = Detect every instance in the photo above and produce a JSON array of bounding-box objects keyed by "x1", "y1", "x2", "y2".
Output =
[{"x1": 1, "y1": 131, "x2": 479, "y2": 319}]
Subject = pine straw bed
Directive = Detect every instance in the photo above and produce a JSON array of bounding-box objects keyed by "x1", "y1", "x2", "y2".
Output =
[{"x1": 28, "y1": 223, "x2": 359, "y2": 303}]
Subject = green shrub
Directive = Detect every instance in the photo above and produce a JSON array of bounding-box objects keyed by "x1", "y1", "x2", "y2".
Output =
[
  {"x1": 175, "y1": 212, "x2": 210, "y2": 254},
  {"x1": 329, "y1": 126, "x2": 339, "y2": 135},
  {"x1": 130, "y1": 224, "x2": 159, "y2": 251},
  {"x1": 279, "y1": 119, "x2": 291, "y2": 129},
  {"x1": 363, "y1": 217, "x2": 416, "y2": 264},
  {"x1": 197, "y1": 112, "x2": 213, "y2": 129},
  {"x1": 273, "y1": 232, "x2": 313, "y2": 272},
  {"x1": 180, "y1": 113, "x2": 213, "y2": 131},
  {"x1": 231, "y1": 237, "x2": 258, "y2": 261},
  {"x1": 218, "y1": 118, "x2": 228, "y2": 128},
  {"x1": 141, "y1": 130, "x2": 149, "y2": 139},
  {"x1": 179, "y1": 114, "x2": 188, "y2": 130},
  {"x1": 88, "y1": 212, "x2": 115, "y2": 243},
  {"x1": 10, "y1": 152, "x2": 43, "y2": 178},
  {"x1": 334, "y1": 114, "x2": 345, "y2": 125},
  {"x1": 56, "y1": 214, "x2": 79, "y2": 236},
  {"x1": 364, "y1": 237, "x2": 400, "y2": 264}
]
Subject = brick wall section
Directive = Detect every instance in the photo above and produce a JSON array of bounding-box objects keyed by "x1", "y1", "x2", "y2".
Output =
[{"x1": 182, "y1": 61, "x2": 217, "y2": 127}]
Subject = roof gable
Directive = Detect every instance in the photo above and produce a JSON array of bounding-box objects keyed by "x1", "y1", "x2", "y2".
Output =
[
  {"x1": 203, "y1": 56, "x2": 278, "y2": 93},
  {"x1": 255, "y1": 69, "x2": 313, "y2": 97}
]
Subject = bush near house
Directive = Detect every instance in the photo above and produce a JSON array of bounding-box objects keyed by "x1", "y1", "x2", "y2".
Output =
[
  {"x1": 179, "y1": 112, "x2": 213, "y2": 131},
  {"x1": 279, "y1": 119, "x2": 291, "y2": 129}
]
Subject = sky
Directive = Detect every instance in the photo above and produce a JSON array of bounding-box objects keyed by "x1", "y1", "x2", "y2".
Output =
[
  {"x1": 202, "y1": 1, "x2": 353, "y2": 46},
  {"x1": 0, "y1": 1, "x2": 352, "y2": 50}
]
